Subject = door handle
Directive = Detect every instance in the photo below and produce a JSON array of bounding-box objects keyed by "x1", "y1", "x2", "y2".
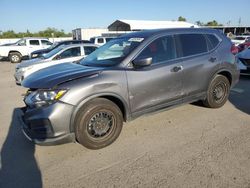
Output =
[
  {"x1": 172, "y1": 65, "x2": 183, "y2": 72},
  {"x1": 209, "y1": 57, "x2": 217, "y2": 63}
]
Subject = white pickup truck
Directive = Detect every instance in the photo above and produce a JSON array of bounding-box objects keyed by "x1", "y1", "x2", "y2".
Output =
[{"x1": 0, "y1": 37, "x2": 52, "y2": 63}]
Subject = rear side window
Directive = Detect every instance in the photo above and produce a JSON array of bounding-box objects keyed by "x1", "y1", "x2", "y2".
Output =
[
  {"x1": 206, "y1": 34, "x2": 220, "y2": 50},
  {"x1": 97, "y1": 38, "x2": 104, "y2": 43},
  {"x1": 136, "y1": 35, "x2": 176, "y2": 64},
  {"x1": 84, "y1": 46, "x2": 97, "y2": 55},
  {"x1": 90, "y1": 38, "x2": 95, "y2": 43},
  {"x1": 106, "y1": 38, "x2": 113, "y2": 42},
  {"x1": 178, "y1": 34, "x2": 208, "y2": 57},
  {"x1": 29, "y1": 40, "x2": 40, "y2": 46}
]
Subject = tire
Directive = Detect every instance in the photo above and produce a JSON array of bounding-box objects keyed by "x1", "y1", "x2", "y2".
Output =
[
  {"x1": 203, "y1": 75, "x2": 230, "y2": 108},
  {"x1": 9, "y1": 52, "x2": 22, "y2": 63},
  {"x1": 75, "y1": 98, "x2": 123, "y2": 149}
]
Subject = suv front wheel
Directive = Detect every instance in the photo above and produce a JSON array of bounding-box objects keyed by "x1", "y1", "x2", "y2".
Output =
[
  {"x1": 203, "y1": 75, "x2": 230, "y2": 108},
  {"x1": 75, "y1": 98, "x2": 123, "y2": 149}
]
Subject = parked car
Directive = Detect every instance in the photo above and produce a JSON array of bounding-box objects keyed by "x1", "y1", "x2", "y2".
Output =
[
  {"x1": 237, "y1": 40, "x2": 250, "y2": 52},
  {"x1": 90, "y1": 36, "x2": 115, "y2": 46},
  {"x1": 231, "y1": 35, "x2": 250, "y2": 46},
  {"x1": 0, "y1": 37, "x2": 52, "y2": 63},
  {"x1": 14, "y1": 43, "x2": 98, "y2": 84},
  {"x1": 19, "y1": 28, "x2": 239, "y2": 149},
  {"x1": 237, "y1": 47, "x2": 250, "y2": 75},
  {"x1": 30, "y1": 40, "x2": 91, "y2": 59}
]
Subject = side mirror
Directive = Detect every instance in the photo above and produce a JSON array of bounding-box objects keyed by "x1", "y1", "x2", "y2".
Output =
[{"x1": 132, "y1": 57, "x2": 152, "y2": 68}]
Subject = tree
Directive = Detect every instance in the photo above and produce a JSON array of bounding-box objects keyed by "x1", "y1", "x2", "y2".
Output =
[
  {"x1": 178, "y1": 16, "x2": 187, "y2": 22},
  {"x1": 195, "y1": 21, "x2": 204, "y2": 26},
  {"x1": 205, "y1": 20, "x2": 223, "y2": 26},
  {"x1": 0, "y1": 28, "x2": 72, "y2": 38}
]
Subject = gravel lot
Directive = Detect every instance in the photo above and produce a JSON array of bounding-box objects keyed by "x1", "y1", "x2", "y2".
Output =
[{"x1": 0, "y1": 61, "x2": 249, "y2": 188}]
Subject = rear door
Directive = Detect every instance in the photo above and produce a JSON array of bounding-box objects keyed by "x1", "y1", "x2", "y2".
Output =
[
  {"x1": 177, "y1": 33, "x2": 221, "y2": 98},
  {"x1": 126, "y1": 35, "x2": 184, "y2": 115},
  {"x1": 28, "y1": 39, "x2": 42, "y2": 54}
]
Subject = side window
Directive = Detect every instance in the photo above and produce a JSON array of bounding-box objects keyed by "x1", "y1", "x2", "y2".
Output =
[
  {"x1": 84, "y1": 46, "x2": 97, "y2": 55},
  {"x1": 178, "y1": 34, "x2": 208, "y2": 57},
  {"x1": 90, "y1": 38, "x2": 95, "y2": 43},
  {"x1": 136, "y1": 35, "x2": 176, "y2": 64},
  {"x1": 106, "y1": 38, "x2": 113, "y2": 42},
  {"x1": 59, "y1": 47, "x2": 81, "y2": 59},
  {"x1": 29, "y1": 40, "x2": 40, "y2": 46},
  {"x1": 97, "y1": 38, "x2": 104, "y2": 43},
  {"x1": 41, "y1": 40, "x2": 52, "y2": 46},
  {"x1": 206, "y1": 34, "x2": 220, "y2": 50}
]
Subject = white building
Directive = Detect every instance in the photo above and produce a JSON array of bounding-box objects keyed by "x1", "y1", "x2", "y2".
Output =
[
  {"x1": 108, "y1": 19, "x2": 198, "y2": 31},
  {"x1": 72, "y1": 28, "x2": 108, "y2": 40},
  {"x1": 72, "y1": 19, "x2": 198, "y2": 40}
]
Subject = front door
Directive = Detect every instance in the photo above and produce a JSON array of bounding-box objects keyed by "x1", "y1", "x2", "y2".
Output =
[{"x1": 126, "y1": 35, "x2": 184, "y2": 116}]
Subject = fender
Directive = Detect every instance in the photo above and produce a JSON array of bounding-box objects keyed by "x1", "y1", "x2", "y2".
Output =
[{"x1": 207, "y1": 67, "x2": 233, "y2": 91}]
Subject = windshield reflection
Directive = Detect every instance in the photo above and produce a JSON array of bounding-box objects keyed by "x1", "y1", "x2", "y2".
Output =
[{"x1": 80, "y1": 37, "x2": 144, "y2": 67}]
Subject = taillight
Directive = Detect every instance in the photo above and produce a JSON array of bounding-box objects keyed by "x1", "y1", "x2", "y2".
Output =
[{"x1": 231, "y1": 44, "x2": 238, "y2": 55}]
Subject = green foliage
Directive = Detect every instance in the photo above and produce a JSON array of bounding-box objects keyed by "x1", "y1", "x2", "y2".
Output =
[
  {"x1": 0, "y1": 28, "x2": 72, "y2": 38},
  {"x1": 178, "y1": 16, "x2": 187, "y2": 22},
  {"x1": 205, "y1": 20, "x2": 223, "y2": 26},
  {"x1": 195, "y1": 20, "x2": 223, "y2": 26},
  {"x1": 195, "y1": 21, "x2": 204, "y2": 26}
]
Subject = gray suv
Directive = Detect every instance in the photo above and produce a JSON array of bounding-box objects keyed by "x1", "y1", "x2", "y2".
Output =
[{"x1": 19, "y1": 28, "x2": 240, "y2": 149}]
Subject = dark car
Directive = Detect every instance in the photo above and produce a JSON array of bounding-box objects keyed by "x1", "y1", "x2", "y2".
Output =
[
  {"x1": 237, "y1": 47, "x2": 250, "y2": 75},
  {"x1": 237, "y1": 40, "x2": 250, "y2": 52},
  {"x1": 19, "y1": 28, "x2": 239, "y2": 149},
  {"x1": 30, "y1": 40, "x2": 91, "y2": 59}
]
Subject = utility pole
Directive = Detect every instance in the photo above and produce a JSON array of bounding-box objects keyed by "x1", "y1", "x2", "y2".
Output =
[{"x1": 238, "y1": 17, "x2": 241, "y2": 27}]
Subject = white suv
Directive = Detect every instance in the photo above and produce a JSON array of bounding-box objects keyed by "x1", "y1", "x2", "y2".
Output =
[
  {"x1": 231, "y1": 35, "x2": 250, "y2": 46},
  {"x1": 14, "y1": 43, "x2": 98, "y2": 84},
  {"x1": 90, "y1": 36, "x2": 114, "y2": 46},
  {"x1": 0, "y1": 37, "x2": 52, "y2": 63}
]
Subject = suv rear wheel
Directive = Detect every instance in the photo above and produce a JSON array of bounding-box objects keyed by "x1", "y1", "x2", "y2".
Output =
[
  {"x1": 203, "y1": 75, "x2": 230, "y2": 108},
  {"x1": 75, "y1": 98, "x2": 123, "y2": 149},
  {"x1": 9, "y1": 52, "x2": 22, "y2": 63}
]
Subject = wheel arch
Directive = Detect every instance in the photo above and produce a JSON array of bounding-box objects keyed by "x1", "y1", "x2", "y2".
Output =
[
  {"x1": 69, "y1": 93, "x2": 130, "y2": 133},
  {"x1": 216, "y1": 70, "x2": 232, "y2": 86},
  {"x1": 8, "y1": 50, "x2": 22, "y2": 56}
]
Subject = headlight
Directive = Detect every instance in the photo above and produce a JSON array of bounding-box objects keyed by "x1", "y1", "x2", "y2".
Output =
[
  {"x1": 25, "y1": 89, "x2": 67, "y2": 108},
  {"x1": 32, "y1": 54, "x2": 38, "y2": 58},
  {"x1": 18, "y1": 66, "x2": 33, "y2": 73}
]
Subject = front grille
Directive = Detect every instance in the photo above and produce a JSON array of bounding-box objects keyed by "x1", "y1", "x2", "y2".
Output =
[{"x1": 240, "y1": 58, "x2": 250, "y2": 66}]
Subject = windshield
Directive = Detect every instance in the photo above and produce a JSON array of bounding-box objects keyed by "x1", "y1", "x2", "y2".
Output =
[
  {"x1": 47, "y1": 42, "x2": 59, "y2": 50},
  {"x1": 16, "y1": 39, "x2": 26, "y2": 46},
  {"x1": 42, "y1": 46, "x2": 64, "y2": 59},
  {"x1": 80, "y1": 37, "x2": 144, "y2": 66}
]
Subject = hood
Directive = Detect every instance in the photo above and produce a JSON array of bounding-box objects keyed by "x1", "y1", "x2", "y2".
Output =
[
  {"x1": 32, "y1": 48, "x2": 51, "y2": 54},
  {"x1": 0, "y1": 43, "x2": 16, "y2": 46},
  {"x1": 17, "y1": 58, "x2": 48, "y2": 68},
  {"x1": 238, "y1": 48, "x2": 250, "y2": 59},
  {"x1": 22, "y1": 63, "x2": 104, "y2": 89}
]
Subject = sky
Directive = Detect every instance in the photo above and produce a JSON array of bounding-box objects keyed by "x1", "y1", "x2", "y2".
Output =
[{"x1": 0, "y1": 0, "x2": 250, "y2": 33}]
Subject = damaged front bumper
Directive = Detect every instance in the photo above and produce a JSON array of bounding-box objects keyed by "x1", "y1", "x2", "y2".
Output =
[{"x1": 17, "y1": 103, "x2": 76, "y2": 145}]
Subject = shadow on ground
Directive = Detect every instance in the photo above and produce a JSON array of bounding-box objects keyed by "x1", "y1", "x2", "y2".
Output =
[
  {"x1": 229, "y1": 76, "x2": 250, "y2": 115},
  {"x1": 0, "y1": 108, "x2": 42, "y2": 188}
]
